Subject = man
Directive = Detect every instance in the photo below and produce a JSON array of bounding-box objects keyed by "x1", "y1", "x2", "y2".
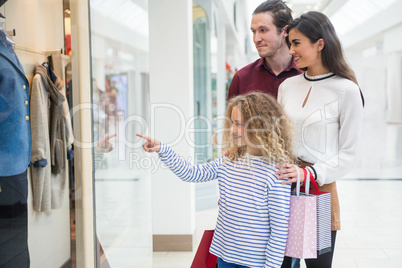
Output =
[
  {"x1": 227, "y1": 0, "x2": 301, "y2": 100},
  {"x1": 227, "y1": 2, "x2": 302, "y2": 267}
]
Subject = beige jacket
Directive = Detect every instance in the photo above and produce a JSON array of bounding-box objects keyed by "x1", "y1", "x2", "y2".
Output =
[{"x1": 29, "y1": 64, "x2": 73, "y2": 212}]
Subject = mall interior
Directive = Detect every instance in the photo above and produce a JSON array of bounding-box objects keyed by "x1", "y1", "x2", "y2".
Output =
[{"x1": 0, "y1": 0, "x2": 401, "y2": 267}]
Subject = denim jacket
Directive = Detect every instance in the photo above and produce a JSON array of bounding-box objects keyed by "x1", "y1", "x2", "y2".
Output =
[{"x1": 0, "y1": 30, "x2": 31, "y2": 176}]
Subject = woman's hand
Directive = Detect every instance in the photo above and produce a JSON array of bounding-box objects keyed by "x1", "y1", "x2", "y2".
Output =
[
  {"x1": 137, "y1": 134, "x2": 161, "y2": 153},
  {"x1": 275, "y1": 163, "x2": 305, "y2": 185}
]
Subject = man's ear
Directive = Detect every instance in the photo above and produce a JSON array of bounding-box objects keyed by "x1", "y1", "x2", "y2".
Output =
[
  {"x1": 317, "y1": 38, "x2": 325, "y2": 51},
  {"x1": 282, "y1": 25, "x2": 289, "y2": 37}
]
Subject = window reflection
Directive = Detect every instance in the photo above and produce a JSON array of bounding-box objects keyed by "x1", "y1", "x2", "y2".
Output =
[{"x1": 89, "y1": 0, "x2": 151, "y2": 266}]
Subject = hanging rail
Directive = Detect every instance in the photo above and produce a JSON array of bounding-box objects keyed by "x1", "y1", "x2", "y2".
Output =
[
  {"x1": 14, "y1": 45, "x2": 63, "y2": 55},
  {"x1": 6, "y1": 29, "x2": 15, "y2": 36}
]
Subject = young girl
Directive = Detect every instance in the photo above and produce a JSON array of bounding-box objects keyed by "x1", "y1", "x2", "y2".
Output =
[
  {"x1": 276, "y1": 11, "x2": 364, "y2": 268},
  {"x1": 138, "y1": 92, "x2": 294, "y2": 268}
]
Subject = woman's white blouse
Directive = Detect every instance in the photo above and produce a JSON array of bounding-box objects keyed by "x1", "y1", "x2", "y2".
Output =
[{"x1": 278, "y1": 74, "x2": 364, "y2": 186}]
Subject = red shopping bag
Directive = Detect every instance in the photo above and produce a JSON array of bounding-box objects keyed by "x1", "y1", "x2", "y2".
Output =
[{"x1": 191, "y1": 230, "x2": 217, "y2": 268}]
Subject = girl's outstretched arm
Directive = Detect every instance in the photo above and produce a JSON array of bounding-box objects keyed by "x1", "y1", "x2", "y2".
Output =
[
  {"x1": 137, "y1": 133, "x2": 161, "y2": 153},
  {"x1": 138, "y1": 133, "x2": 222, "y2": 183}
]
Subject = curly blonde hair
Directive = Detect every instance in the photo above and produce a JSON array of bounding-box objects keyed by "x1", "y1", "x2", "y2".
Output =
[{"x1": 223, "y1": 92, "x2": 294, "y2": 164}]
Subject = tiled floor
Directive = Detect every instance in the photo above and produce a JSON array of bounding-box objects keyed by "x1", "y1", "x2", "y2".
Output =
[
  {"x1": 152, "y1": 207, "x2": 218, "y2": 268},
  {"x1": 329, "y1": 179, "x2": 402, "y2": 268},
  {"x1": 94, "y1": 177, "x2": 402, "y2": 268},
  {"x1": 151, "y1": 179, "x2": 402, "y2": 268}
]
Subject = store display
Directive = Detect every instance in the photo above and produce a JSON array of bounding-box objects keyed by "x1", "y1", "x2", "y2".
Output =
[{"x1": 0, "y1": 3, "x2": 31, "y2": 265}]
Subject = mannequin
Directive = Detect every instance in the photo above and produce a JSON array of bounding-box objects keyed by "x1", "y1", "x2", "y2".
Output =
[{"x1": 0, "y1": 0, "x2": 31, "y2": 266}]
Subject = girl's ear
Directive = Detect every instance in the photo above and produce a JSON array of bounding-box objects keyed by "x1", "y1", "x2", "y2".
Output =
[{"x1": 317, "y1": 38, "x2": 325, "y2": 51}]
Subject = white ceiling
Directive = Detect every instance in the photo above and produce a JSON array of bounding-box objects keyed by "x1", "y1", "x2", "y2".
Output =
[
  {"x1": 90, "y1": 0, "x2": 401, "y2": 55},
  {"x1": 246, "y1": 0, "x2": 401, "y2": 50},
  {"x1": 90, "y1": 0, "x2": 148, "y2": 35}
]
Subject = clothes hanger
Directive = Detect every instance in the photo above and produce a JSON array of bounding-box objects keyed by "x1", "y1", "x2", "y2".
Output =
[{"x1": 47, "y1": 54, "x2": 54, "y2": 70}]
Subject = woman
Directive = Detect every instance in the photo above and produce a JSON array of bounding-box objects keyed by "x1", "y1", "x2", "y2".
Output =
[{"x1": 276, "y1": 11, "x2": 364, "y2": 268}]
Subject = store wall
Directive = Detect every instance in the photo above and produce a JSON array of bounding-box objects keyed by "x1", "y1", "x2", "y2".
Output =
[
  {"x1": 344, "y1": 20, "x2": 402, "y2": 179},
  {"x1": 383, "y1": 24, "x2": 402, "y2": 123},
  {"x1": 2, "y1": 1, "x2": 71, "y2": 267},
  {"x1": 149, "y1": 0, "x2": 196, "y2": 250}
]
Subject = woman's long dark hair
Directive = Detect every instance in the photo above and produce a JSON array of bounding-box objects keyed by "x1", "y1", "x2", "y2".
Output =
[{"x1": 287, "y1": 11, "x2": 364, "y2": 106}]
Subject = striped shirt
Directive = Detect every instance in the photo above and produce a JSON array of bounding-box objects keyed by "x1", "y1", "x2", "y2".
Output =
[{"x1": 158, "y1": 143, "x2": 291, "y2": 268}]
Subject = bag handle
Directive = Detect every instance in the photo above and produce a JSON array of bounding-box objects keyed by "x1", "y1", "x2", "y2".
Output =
[
  {"x1": 295, "y1": 165, "x2": 321, "y2": 196},
  {"x1": 305, "y1": 169, "x2": 310, "y2": 195},
  {"x1": 295, "y1": 164, "x2": 301, "y2": 197},
  {"x1": 301, "y1": 168, "x2": 320, "y2": 194}
]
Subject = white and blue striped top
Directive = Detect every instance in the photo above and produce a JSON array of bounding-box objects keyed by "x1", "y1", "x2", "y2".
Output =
[{"x1": 158, "y1": 143, "x2": 291, "y2": 268}]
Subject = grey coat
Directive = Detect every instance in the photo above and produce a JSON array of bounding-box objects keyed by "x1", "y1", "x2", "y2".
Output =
[{"x1": 30, "y1": 64, "x2": 73, "y2": 212}]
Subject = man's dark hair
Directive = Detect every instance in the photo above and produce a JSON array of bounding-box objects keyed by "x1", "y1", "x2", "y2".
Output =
[{"x1": 253, "y1": 0, "x2": 293, "y2": 34}]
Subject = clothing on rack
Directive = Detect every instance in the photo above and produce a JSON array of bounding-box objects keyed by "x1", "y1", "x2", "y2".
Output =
[{"x1": 30, "y1": 57, "x2": 73, "y2": 212}]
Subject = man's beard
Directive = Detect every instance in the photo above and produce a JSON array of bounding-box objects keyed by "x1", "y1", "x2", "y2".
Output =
[{"x1": 257, "y1": 38, "x2": 283, "y2": 58}]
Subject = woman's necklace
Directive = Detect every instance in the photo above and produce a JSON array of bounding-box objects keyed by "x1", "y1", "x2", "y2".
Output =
[{"x1": 304, "y1": 72, "x2": 335, "y2": 81}]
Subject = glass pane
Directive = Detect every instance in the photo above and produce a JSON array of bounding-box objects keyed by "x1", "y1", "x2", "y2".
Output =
[
  {"x1": 193, "y1": 4, "x2": 218, "y2": 211},
  {"x1": 89, "y1": 0, "x2": 151, "y2": 267}
]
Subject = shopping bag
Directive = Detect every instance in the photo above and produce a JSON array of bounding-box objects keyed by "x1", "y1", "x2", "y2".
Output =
[
  {"x1": 302, "y1": 172, "x2": 331, "y2": 255},
  {"x1": 284, "y1": 184, "x2": 317, "y2": 258},
  {"x1": 191, "y1": 230, "x2": 218, "y2": 268},
  {"x1": 284, "y1": 167, "x2": 331, "y2": 259}
]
